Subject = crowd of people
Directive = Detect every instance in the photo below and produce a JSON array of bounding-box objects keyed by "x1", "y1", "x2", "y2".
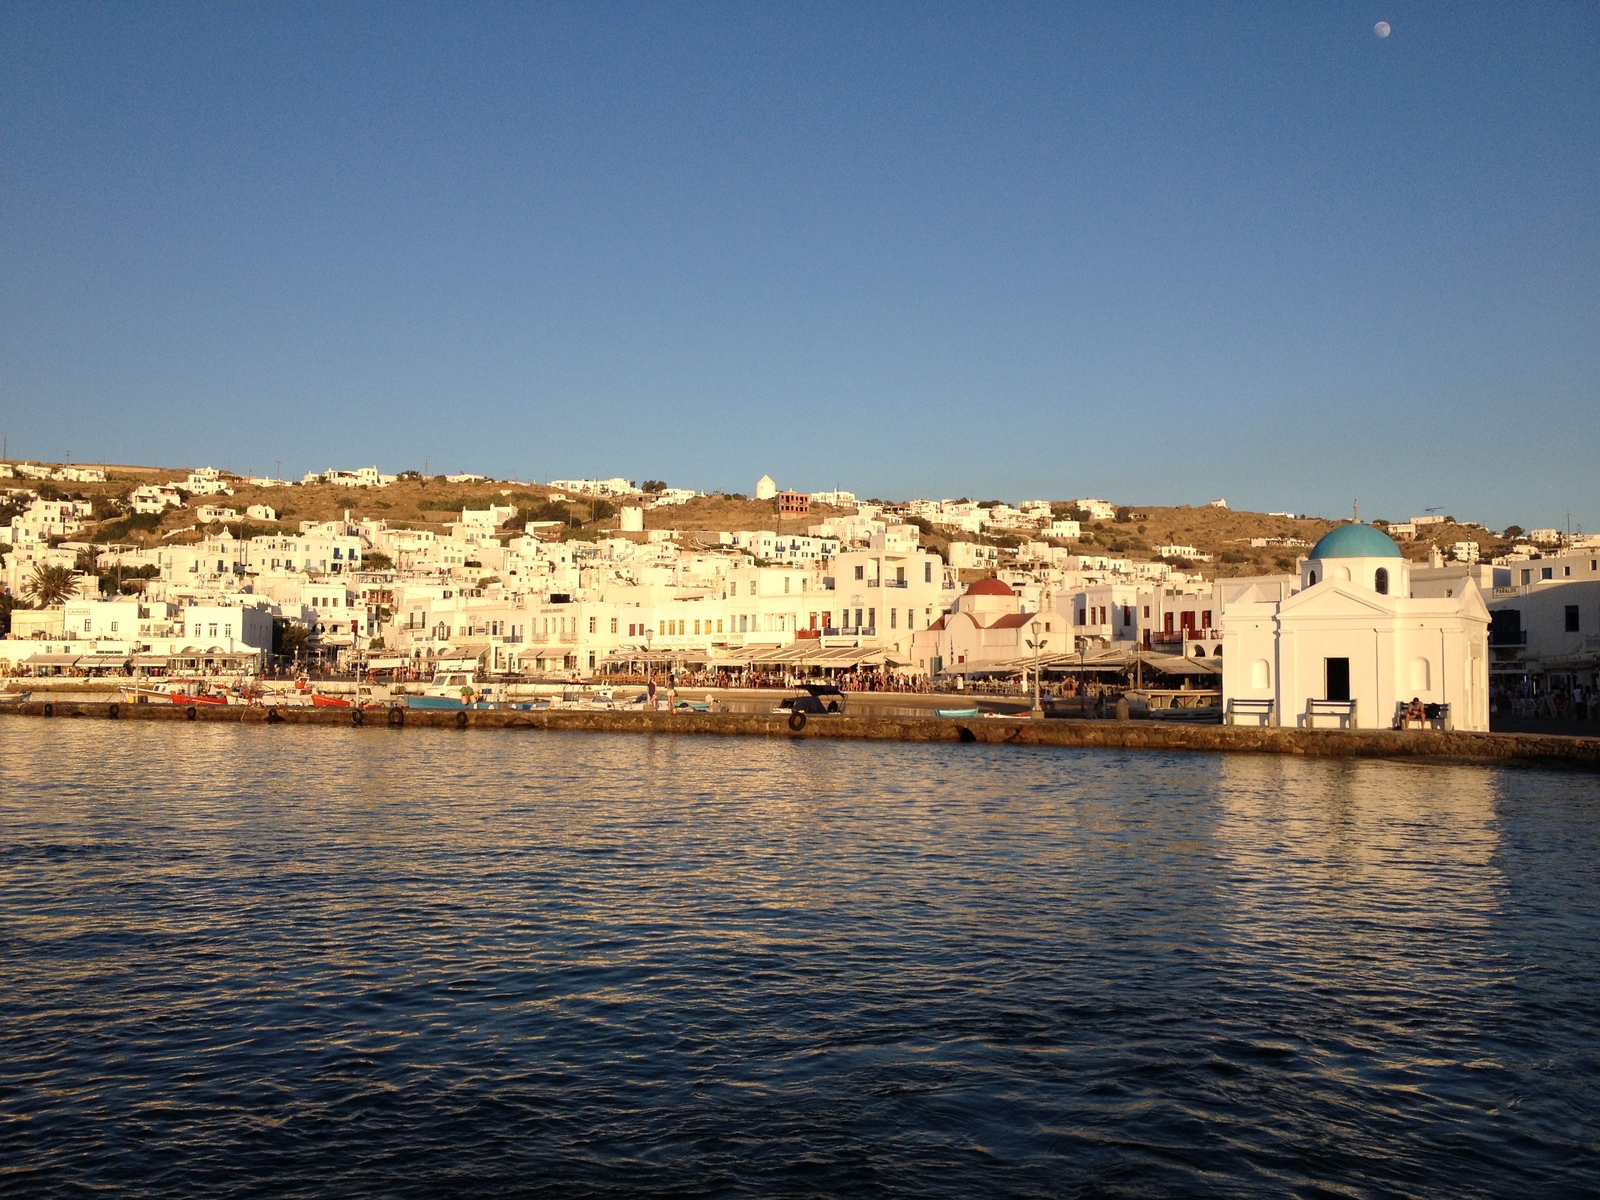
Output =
[{"x1": 1492, "y1": 679, "x2": 1595, "y2": 721}]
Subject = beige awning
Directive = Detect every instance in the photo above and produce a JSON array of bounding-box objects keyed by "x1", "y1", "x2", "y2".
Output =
[
  {"x1": 1128, "y1": 655, "x2": 1221, "y2": 677},
  {"x1": 23, "y1": 653, "x2": 81, "y2": 666},
  {"x1": 739, "y1": 643, "x2": 889, "y2": 668},
  {"x1": 80, "y1": 653, "x2": 131, "y2": 668}
]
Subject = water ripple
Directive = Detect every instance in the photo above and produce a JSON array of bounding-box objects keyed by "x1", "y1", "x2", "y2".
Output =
[{"x1": 2, "y1": 723, "x2": 1598, "y2": 1196}]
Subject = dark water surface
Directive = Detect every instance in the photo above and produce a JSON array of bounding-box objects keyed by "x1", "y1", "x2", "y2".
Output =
[{"x1": 3, "y1": 724, "x2": 1598, "y2": 1197}]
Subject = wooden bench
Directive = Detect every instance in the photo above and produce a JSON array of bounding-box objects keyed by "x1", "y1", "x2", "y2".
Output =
[
  {"x1": 1225, "y1": 697, "x2": 1276, "y2": 726},
  {"x1": 1305, "y1": 698, "x2": 1358, "y2": 729}
]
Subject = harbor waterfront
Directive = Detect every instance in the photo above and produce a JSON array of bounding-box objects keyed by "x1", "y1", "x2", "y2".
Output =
[
  {"x1": 3, "y1": 698, "x2": 1599, "y2": 770},
  {"x1": 3, "y1": 721, "x2": 1598, "y2": 1195}
]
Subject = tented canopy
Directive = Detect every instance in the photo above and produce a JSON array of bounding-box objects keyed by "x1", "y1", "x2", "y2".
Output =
[
  {"x1": 1136, "y1": 655, "x2": 1222, "y2": 677},
  {"x1": 735, "y1": 643, "x2": 888, "y2": 668},
  {"x1": 23, "y1": 653, "x2": 81, "y2": 666},
  {"x1": 437, "y1": 644, "x2": 489, "y2": 667},
  {"x1": 80, "y1": 653, "x2": 130, "y2": 668}
]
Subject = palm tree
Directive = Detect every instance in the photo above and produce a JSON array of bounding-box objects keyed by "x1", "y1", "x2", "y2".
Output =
[{"x1": 23, "y1": 563, "x2": 78, "y2": 607}]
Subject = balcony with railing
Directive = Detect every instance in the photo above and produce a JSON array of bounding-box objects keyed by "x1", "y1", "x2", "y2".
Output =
[{"x1": 1150, "y1": 628, "x2": 1221, "y2": 647}]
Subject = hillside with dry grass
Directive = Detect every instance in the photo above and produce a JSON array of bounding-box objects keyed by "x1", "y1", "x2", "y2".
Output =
[{"x1": 3, "y1": 463, "x2": 1523, "y2": 575}]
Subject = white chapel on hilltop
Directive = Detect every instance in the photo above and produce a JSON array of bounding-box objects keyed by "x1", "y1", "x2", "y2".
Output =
[{"x1": 1218, "y1": 523, "x2": 1490, "y2": 731}]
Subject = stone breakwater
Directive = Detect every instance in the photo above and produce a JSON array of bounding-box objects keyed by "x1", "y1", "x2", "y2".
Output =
[{"x1": 3, "y1": 699, "x2": 1599, "y2": 770}]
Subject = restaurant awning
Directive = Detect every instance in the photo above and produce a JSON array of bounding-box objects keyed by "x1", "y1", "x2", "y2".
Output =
[
  {"x1": 437, "y1": 643, "x2": 490, "y2": 667},
  {"x1": 1136, "y1": 654, "x2": 1222, "y2": 677},
  {"x1": 364, "y1": 657, "x2": 408, "y2": 669},
  {"x1": 131, "y1": 655, "x2": 170, "y2": 667},
  {"x1": 80, "y1": 653, "x2": 131, "y2": 669},
  {"x1": 22, "y1": 653, "x2": 81, "y2": 666},
  {"x1": 737, "y1": 643, "x2": 890, "y2": 668},
  {"x1": 953, "y1": 647, "x2": 1136, "y2": 675}
]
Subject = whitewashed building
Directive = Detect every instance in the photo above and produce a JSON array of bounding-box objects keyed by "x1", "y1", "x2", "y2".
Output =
[{"x1": 1219, "y1": 524, "x2": 1489, "y2": 730}]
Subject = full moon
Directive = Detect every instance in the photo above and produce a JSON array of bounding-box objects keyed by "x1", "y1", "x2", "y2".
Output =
[{"x1": 1374, "y1": 21, "x2": 1391, "y2": 37}]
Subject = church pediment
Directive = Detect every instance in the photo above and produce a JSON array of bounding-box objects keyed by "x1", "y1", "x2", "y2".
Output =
[{"x1": 1278, "y1": 581, "x2": 1398, "y2": 619}]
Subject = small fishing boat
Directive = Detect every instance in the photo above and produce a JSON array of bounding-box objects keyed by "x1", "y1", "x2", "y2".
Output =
[
  {"x1": 405, "y1": 671, "x2": 481, "y2": 710},
  {"x1": 0, "y1": 690, "x2": 32, "y2": 704},
  {"x1": 117, "y1": 685, "x2": 172, "y2": 705},
  {"x1": 934, "y1": 706, "x2": 981, "y2": 718},
  {"x1": 310, "y1": 692, "x2": 353, "y2": 708},
  {"x1": 174, "y1": 690, "x2": 231, "y2": 705}
]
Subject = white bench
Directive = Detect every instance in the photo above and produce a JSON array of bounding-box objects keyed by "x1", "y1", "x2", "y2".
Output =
[
  {"x1": 1305, "y1": 699, "x2": 1358, "y2": 729},
  {"x1": 1225, "y1": 698, "x2": 1276, "y2": 726}
]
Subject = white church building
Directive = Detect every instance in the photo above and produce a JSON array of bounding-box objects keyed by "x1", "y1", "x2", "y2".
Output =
[{"x1": 1218, "y1": 523, "x2": 1490, "y2": 731}]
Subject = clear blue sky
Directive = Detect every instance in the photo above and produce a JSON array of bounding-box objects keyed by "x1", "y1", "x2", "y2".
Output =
[{"x1": 2, "y1": 3, "x2": 1595, "y2": 530}]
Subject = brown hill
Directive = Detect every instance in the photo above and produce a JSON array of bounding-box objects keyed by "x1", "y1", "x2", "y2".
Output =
[{"x1": 4, "y1": 463, "x2": 1519, "y2": 573}]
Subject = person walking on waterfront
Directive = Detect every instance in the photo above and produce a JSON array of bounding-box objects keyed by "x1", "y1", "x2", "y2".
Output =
[{"x1": 647, "y1": 675, "x2": 658, "y2": 711}]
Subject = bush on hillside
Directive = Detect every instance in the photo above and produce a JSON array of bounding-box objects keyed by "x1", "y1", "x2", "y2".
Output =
[{"x1": 91, "y1": 511, "x2": 163, "y2": 542}]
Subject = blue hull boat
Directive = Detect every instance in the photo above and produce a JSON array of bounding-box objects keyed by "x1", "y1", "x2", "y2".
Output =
[{"x1": 406, "y1": 695, "x2": 468, "y2": 710}]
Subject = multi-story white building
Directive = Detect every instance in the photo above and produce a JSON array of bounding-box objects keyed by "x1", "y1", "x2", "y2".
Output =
[
  {"x1": 1071, "y1": 499, "x2": 1118, "y2": 521},
  {"x1": 9, "y1": 498, "x2": 94, "y2": 546},
  {"x1": 948, "y1": 542, "x2": 999, "y2": 570},
  {"x1": 548, "y1": 477, "x2": 639, "y2": 497},
  {"x1": 810, "y1": 489, "x2": 857, "y2": 508},
  {"x1": 307, "y1": 467, "x2": 396, "y2": 488},
  {"x1": 181, "y1": 601, "x2": 275, "y2": 651},
  {"x1": 130, "y1": 485, "x2": 184, "y2": 514},
  {"x1": 728, "y1": 531, "x2": 839, "y2": 564},
  {"x1": 184, "y1": 469, "x2": 234, "y2": 496},
  {"x1": 1486, "y1": 579, "x2": 1600, "y2": 702}
]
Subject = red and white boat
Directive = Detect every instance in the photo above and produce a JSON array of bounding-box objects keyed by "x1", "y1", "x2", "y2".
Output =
[
  {"x1": 310, "y1": 692, "x2": 353, "y2": 708},
  {"x1": 173, "y1": 690, "x2": 231, "y2": 705},
  {"x1": 118, "y1": 685, "x2": 173, "y2": 705}
]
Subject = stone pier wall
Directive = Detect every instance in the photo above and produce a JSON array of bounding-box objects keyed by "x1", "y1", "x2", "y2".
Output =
[{"x1": 3, "y1": 700, "x2": 1599, "y2": 770}]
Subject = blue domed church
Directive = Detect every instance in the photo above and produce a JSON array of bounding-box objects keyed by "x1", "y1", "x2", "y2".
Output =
[{"x1": 1218, "y1": 523, "x2": 1490, "y2": 730}]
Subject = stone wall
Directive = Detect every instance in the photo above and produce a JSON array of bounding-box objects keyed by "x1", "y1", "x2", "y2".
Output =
[{"x1": 4, "y1": 701, "x2": 1598, "y2": 770}]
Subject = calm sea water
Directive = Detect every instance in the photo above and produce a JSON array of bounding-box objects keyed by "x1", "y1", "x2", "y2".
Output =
[{"x1": 2, "y1": 723, "x2": 1598, "y2": 1197}]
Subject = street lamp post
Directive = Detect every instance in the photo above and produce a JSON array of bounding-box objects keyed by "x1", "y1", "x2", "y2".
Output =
[{"x1": 1026, "y1": 619, "x2": 1045, "y2": 717}]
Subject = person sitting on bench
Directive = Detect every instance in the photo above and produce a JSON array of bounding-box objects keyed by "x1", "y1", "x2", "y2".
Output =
[{"x1": 1404, "y1": 697, "x2": 1426, "y2": 729}]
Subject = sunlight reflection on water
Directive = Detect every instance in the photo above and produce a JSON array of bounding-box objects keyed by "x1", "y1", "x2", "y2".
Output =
[{"x1": 2, "y1": 722, "x2": 1597, "y2": 1196}]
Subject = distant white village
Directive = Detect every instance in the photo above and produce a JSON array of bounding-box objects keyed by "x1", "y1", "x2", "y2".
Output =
[{"x1": 2, "y1": 459, "x2": 1598, "y2": 732}]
